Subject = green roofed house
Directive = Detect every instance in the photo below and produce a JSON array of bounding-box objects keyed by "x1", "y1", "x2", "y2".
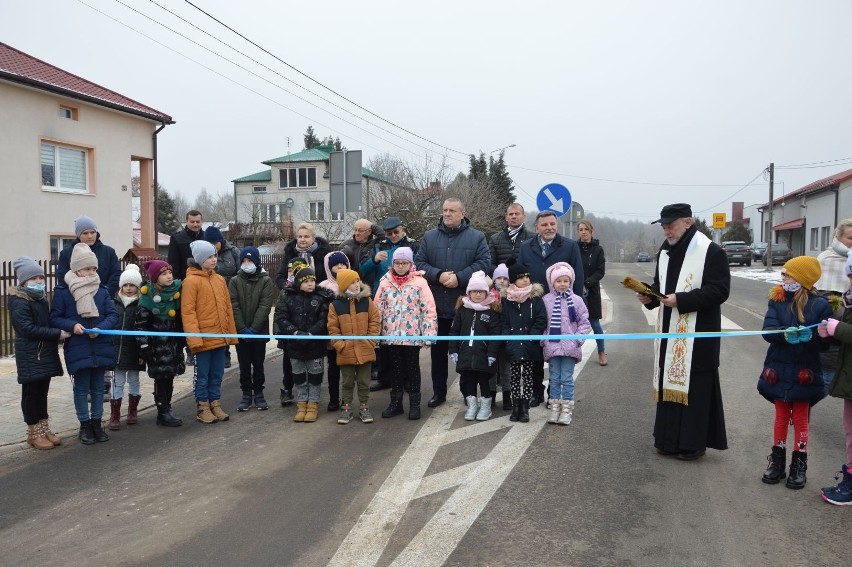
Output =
[{"x1": 231, "y1": 144, "x2": 403, "y2": 245}]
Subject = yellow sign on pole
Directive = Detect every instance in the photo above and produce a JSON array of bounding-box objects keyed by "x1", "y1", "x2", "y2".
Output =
[{"x1": 713, "y1": 213, "x2": 726, "y2": 229}]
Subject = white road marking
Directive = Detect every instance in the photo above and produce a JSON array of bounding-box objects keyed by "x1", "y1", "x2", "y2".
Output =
[
  {"x1": 640, "y1": 306, "x2": 742, "y2": 330},
  {"x1": 329, "y1": 340, "x2": 597, "y2": 566}
]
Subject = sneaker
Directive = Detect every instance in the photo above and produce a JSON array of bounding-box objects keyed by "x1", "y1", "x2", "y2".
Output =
[
  {"x1": 237, "y1": 392, "x2": 253, "y2": 412},
  {"x1": 337, "y1": 405, "x2": 353, "y2": 425},
  {"x1": 820, "y1": 465, "x2": 852, "y2": 506},
  {"x1": 254, "y1": 393, "x2": 269, "y2": 411},
  {"x1": 359, "y1": 405, "x2": 374, "y2": 424},
  {"x1": 280, "y1": 388, "x2": 294, "y2": 407}
]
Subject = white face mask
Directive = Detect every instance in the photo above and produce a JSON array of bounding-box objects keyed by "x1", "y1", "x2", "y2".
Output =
[
  {"x1": 241, "y1": 264, "x2": 257, "y2": 274},
  {"x1": 782, "y1": 282, "x2": 801, "y2": 293}
]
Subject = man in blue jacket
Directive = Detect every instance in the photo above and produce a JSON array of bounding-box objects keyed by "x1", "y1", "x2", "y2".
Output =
[
  {"x1": 414, "y1": 198, "x2": 491, "y2": 407},
  {"x1": 517, "y1": 211, "x2": 585, "y2": 406}
]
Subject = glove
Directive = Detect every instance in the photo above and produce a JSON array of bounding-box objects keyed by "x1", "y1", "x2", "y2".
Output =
[
  {"x1": 450, "y1": 353, "x2": 458, "y2": 363},
  {"x1": 762, "y1": 367, "x2": 778, "y2": 385},
  {"x1": 784, "y1": 326, "x2": 801, "y2": 344},
  {"x1": 242, "y1": 328, "x2": 255, "y2": 335},
  {"x1": 820, "y1": 318, "x2": 840, "y2": 337},
  {"x1": 798, "y1": 369, "x2": 814, "y2": 385},
  {"x1": 488, "y1": 357, "x2": 496, "y2": 366},
  {"x1": 797, "y1": 326, "x2": 812, "y2": 343}
]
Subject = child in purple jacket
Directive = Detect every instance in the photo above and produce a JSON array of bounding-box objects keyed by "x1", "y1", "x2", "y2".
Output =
[{"x1": 542, "y1": 262, "x2": 590, "y2": 425}]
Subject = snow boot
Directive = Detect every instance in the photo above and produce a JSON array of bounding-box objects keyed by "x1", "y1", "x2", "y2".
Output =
[
  {"x1": 294, "y1": 401, "x2": 307, "y2": 422},
  {"x1": 382, "y1": 392, "x2": 405, "y2": 418},
  {"x1": 209, "y1": 400, "x2": 229, "y2": 422},
  {"x1": 408, "y1": 392, "x2": 421, "y2": 420},
  {"x1": 547, "y1": 400, "x2": 561, "y2": 424},
  {"x1": 476, "y1": 397, "x2": 493, "y2": 421},
  {"x1": 464, "y1": 396, "x2": 479, "y2": 421},
  {"x1": 558, "y1": 401, "x2": 574, "y2": 425},
  {"x1": 197, "y1": 402, "x2": 218, "y2": 424},
  {"x1": 304, "y1": 401, "x2": 319, "y2": 422}
]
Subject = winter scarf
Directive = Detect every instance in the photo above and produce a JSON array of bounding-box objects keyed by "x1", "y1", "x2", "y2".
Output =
[
  {"x1": 119, "y1": 292, "x2": 139, "y2": 308},
  {"x1": 64, "y1": 271, "x2": 100, "y2": 317},
  {"x1": 653, "y1": 230, "x2": 711, "y2": 405},
  {"x1": 506, "y1": 283, "x2": 533, "y2": 303},
  {"x1": 139, "y1": 280, "x2": 182, "y2": 321},
  {"x1": 16, "y1": 283, "x2": 45, "y2": 301},
  {"x1": 507, "y1": 226, "x2": 524, "y2": 243},
  {"x1": 295, "y1": 241, "x2": 319, "y2": 270},
  {"x1": 548, "y1": 291, "x2": 577, "y2": 342},
  {"x1": 391, "y1": 268, "x2": 413, "y2": 286},
  {"x1": 462, "y1": 294, "x2": 494, "y2": 312}
]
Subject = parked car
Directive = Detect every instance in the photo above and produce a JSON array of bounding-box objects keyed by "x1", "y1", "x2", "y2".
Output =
[
  {"x1": 762, "y1": 243, "x2": 795, "y2": 266},
  {"x1": 637, "y1": 252, "x2": 652, "y2": 262},
  {"x1": 752, "y1": 242, "x2": 768, "y2": 261},
  {"x1": 721, "y1": 241, "x2": 752, "y2": 266}
]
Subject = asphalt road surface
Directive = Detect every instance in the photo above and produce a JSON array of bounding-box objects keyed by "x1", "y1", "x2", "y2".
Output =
[{"x1": 0, "y1": 262, "x2": 849, "y2": 566}]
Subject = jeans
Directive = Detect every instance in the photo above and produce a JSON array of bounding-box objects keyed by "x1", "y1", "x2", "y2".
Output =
[
  {"x1": 72, "y1": 367, "x2": 106, "y2": 421},
  {"x1": 548, "y1": 356, "x2": 576, "y2": 401},
  {"x1": 824, "y1": 370, "x2": 834, "y2": 397},
  {"x1": 194, "y1": 347, "x2": 225, "y2": 402},
  {"x1": 589, "y1": 318, "x2": 605, "y2": 353},
  {"x1": 112, "y1": 369, "x2": 140, "y2": 399}
]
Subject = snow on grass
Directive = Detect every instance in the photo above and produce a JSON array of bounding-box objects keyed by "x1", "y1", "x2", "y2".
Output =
[{"x1": 730, "y1": 265, "x2": 782, "y2": 284}]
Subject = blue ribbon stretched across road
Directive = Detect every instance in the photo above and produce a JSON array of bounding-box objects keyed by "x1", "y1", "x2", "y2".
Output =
[{"x1": 81, "y1": 324, "x2": 819, "y2": 342}]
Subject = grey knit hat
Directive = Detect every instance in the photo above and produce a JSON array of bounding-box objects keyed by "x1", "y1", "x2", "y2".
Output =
[
  {"x1": 74, "y1": 215, "x2": 98, "y2": 238},
  {"x1": 190, "y1": 240, "x2": 217, "y2": 265},
  {"x1": 13, "y1": 256, "x2": 44, "y2": 286}
]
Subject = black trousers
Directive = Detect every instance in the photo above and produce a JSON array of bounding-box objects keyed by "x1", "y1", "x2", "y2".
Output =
[
  {"x1": 461, "y1": 370, "x2": 491, "y2": 398},
  {"x1": 236, "y1": 341, "x2": 267, "y2": 394},
  {"x1": 384, "y1": 345, "x2": 422, "y2": 394},
  {"x1": 430, "y1": 318, "x2": 452, "y2": 399},
  {"x1": 21, "y1": 378, "x2": 51, "y2": 425},
  {"x1": 281, "y1": 353, "x2": 293, "y2": 392},
  {"x1": 327, "y1": 350, "x2": 340, "y2": 403},
  {"x1": 532, "y1": 359, "x2": 545, "y2": 397}
]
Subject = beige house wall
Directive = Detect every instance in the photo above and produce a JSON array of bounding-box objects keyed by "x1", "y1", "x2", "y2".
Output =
[{"x1": 0, "y1": 80, "x2": 159, "y2": 261}]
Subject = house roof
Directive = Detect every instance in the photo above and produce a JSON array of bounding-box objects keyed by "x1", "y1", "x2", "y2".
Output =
[
  {"x1": 232, "y1": 170, "x2": 272, "y2": 183},
  {"x1": 773, "y1": 218, "x2": 805, "y2": 231},
  {"x1": 132, "y1": 221, "x2": 171, "y2": 247},
  {"x1": 764, "y1": 168, "x2": 852, "y2": 207},
  {"x1": 237, "y1": 145, "x2": 396, "y2": 185},
  {"x1": 0, "y1": 42, "x2": 174, "y2": 124}
]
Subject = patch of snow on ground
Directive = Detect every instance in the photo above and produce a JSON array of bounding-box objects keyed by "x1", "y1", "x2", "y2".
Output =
[{"x1": 731, "y1": 266, "x2": 782, "y2": 284}]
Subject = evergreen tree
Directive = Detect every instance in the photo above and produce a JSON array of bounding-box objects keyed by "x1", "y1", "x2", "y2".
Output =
[
  {"x1": 334, "y1": 136, "x2": 343, "y2": 151},
  {"x1": 468, "y1": 152, "x2": 488, "y2": 182},
  {"x1": 693, "y1": 217, "x2": 713, "y2": 239},
  {"x1": 488, "y1": 151, "x2": 516, "y2": 208},
  {"x1": 157, "y1": 186, "x2": 181, "y2": 236},
  {"x1": 304, "y1": 125, "x2": 320, "y2": 149},
  {"x1": 721, "y1": 220, "x2": 751, "y2": 243}
]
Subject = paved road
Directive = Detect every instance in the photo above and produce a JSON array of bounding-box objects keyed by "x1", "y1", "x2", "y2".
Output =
[{"x1": 0, "y1": 263, "x2": 848, "y2": 566}]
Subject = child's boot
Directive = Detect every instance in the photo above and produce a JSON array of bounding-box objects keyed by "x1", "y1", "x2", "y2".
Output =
[
  {"x1": 408, "y1": 392, "x2": 421, "y2": 420},
  {"x1": 761, "y1": 446, "x2": 786, "y2": 484},
  {"x1": 382, "y1": 391, "x2": 404, "y2": 418},
  {"x1": 304, "y1": 401, "x2": 319, "y2": 422},
  {"x1": 502, "y1": 390, "x2": 512, "y2": 411},
  {"x1": 91, "y1": 418, "x2": 109, "y2": 442},
  {"x1": 359, "y1": 404, "x2": 374, "y2": 424},
  {"x1": 209, "y1": 400, "x2": 229, "y2": 422},
  {"x1": 39, "y1": 419, "x2": 61, "y2": 445},
  {"x1": 294, "y1": 401, "x2": 307, "y2": 422},
  {"x1": 27, "y1": 423, "x2": 53, "y2": 450},
  {"x1": 490, "y1": 390, "x2": 497, "y2": 410},
  {"x1": 464, "y1": 396, "x2": 479, "y2": 421},
  {"x1": 197, "y1": 402, "x2": 218, "y2": 424},
  {"x1": 820, "y1": 464, "x2": 852, "y2": 506},
  {"x1": 155, "y1": 381, "x2": 182, "y2": 427},
  {"x1": 547, "y1": 400, "x2": 561, "y2": 424},
  {"x1": 108, "y1": 398, "x2": 122, "y2": 431},
  {"x1": 337, "y1": 404, "x2": 353, "y2": 424},
  {"x1": 558, "y1": 401, "x2": 574, "y2": 425},
  {"x1": 127, "y1": 394, "x2": 141, "y2": 425},
  {"x1": 786, "y1": 450, "x2": 808, "y2": 489},
  {"x1": 238, "y1": 391, "x2": 253, "y2": 412},
  {"x1": 519, "y1": 399, "x2": 530, "y2": 423},
  {"x1": 476, "y1": 397, "x2": 493, "y2": 421},
  {"x1": 78, "y1": 420, "x2": 96, "y2": 445},
  {"x1": 509, "y1": 399, "x2": 520, "y2": 422},
  {"x1": 254, "y1": 392, "x2": 269, "y2": 411}
]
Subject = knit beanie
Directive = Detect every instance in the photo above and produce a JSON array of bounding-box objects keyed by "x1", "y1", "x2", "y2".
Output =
[
  {"x1": 327, "y1": 251, "x2": 350, "y2": 270},
  {"x1": 508, "y1": 261, "x2": 530, "y2": 284},
  {"x1": 466, "y1": 270, "x2": 490, "y2": 293},
  {"x1": 190, "y1": 240, "x2": 217, "y2": 265},
  {"x1": 493, "y1": 263, "x2": 509, "y2": 281},
  {"x1": 74, "y1": 215, "x2": 98, "y2": 238},
  {"x1": 393, "y1": 247, "x2": 414, "y2": 263},
  {"x1": 240, "y1": 246, "x2": 261, "y2": 269},
  {"x1": 336, "y1": 268, "x2": 360, "y2": 292},
  {"x1": 13, "y1": 256, "x2": 44, "y2": 285},
  {"x1": 288, "y1": 258, "x2": 308, "y2": 272},
  {"x1": 294, "y1": 265, "x2": 316, "y2": 287},
  {"x1": 203, "y1": 226, "x2": 224, "y2": 244},
  {"x1": 69, "y1": 242, "x2": 98, "y2": 272},
  {"x1": 119, "y1": 264, "x2": 143, "y2": 288},
  {"x1": 546, "y1": 262, "x2": 575, "y2": 290},
  {"x1": 143, "y1": 259, "x2": 172, "y2": 284},
  {"x1": 782, "y1": 256, "x2": 821, "y2": 290}
]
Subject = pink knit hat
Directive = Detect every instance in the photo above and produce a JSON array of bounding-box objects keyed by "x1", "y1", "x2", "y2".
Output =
[
  {"x1": 466, "y1": 270, "x2": 490, "y2": 293},
  {"x1": 546, "y1": 262, "x2": 575, "y2": 289}
]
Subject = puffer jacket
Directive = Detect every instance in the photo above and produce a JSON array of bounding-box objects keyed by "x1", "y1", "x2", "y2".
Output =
[
  {"x1": 181, "y1": 265, "x2": 238, "y2": 354},
  {"x1": 229, "y1": 268, "x2": 272, "y2": 342},
  {"x1": 275, "y1": 285, "x2": 333, "y2": 360},
  {"x1": 8, "y1": 288, "x2": 63, "y2": 384},
  {"x1": 449, "y1": 297, "x2": 503, "y2": 373},
  {"x1": 414, "y1": 217, "x2": 491, "y2": 319},
  {"x1": 758, "y1": 286, "x2": 831, "y2": 405},
  {"x1": 57, "y1": 236, "x2": 121, "y2": 297},
  {"x1": 828, "y1": 302, "x2": 852, "y2": 400},
  {"x1": 50, "y1": 284, "x2": 118, "y2": 374},
  {"x1": 488, "y1": 225, "x2": 532, "y2": 270},
  {"x1": 541, "y1": 290, "x2": 591, "y2": 362},
  {"x1": 216, "y1": 241, "x2": 241, "y2": 284},
  {"x1": 328, "y1": 285, "x2": 380, "y2": 365},
  {"x1": 373, "y1": 268, "x2": 437, "y2": 346},
  {"x1": 113, "y1": 295, "x2": 145, "y2": 371},
  {"x1": 501, "y1": 284, "x2": 547, "y2": 362},
  {"x1": 135, "y1": 304, "x2": 186, "y2": 378}
]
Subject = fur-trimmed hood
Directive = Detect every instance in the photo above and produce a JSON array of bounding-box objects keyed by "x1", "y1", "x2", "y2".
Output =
[
  {"x1": 500, "y1": 282, "x2": 545, "y2": 299},
  {"x1": 334, "y1": 283, "x2": 372, "y2": 300}
]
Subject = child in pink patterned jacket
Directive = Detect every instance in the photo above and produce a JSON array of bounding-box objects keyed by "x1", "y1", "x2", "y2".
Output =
[
  {"x1": 542, "y1": 262, "x2": 590, "y2": 426},
  {"x1": 373, "y1": 247, "x2": 437, "y2": 420}
]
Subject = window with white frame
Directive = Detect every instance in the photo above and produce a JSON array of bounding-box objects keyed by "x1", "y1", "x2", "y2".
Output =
[
  {"x1": 279, "y1": 167, "x2": 317, "y2": 189},
  {"x1": 41, "y1": 141, "x2": 89, "y2": 192},
  {"x1": 268, "y1": 204, "x2": 278, "y2": 222},
  {"x1": 59, "y1": 105, "x2": 77, "y2": 120},
  {"x1": 330, "y1": 211, "x2": 344, "y2": 221},
  {"x1": 252, "y1": 185, "x2": 267, "y2": 193},
  {"x1": 810, "y1": 227, "x2": 819, "y2": 251},
  {"x1": 252, "y1": 203, "x2": 267, "y2": 222},
  {"x1": 309, "y1": 201, "x2": 325, "y2": 221},
  {"x1": 821, "y1": 226, "x2": 831, "y2": 250},
  {"x1": 49, "y1": 235, "x2": 77, "y2": 264}
]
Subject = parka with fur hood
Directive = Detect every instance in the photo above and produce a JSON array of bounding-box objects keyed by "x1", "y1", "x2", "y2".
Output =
[
  {"x1": 500, "y1": 283, "x2": 547, "y2": 361},
  {"x1": 327, "y1": 282, "x2": 380, "y2": 365},
  {"x1": 449, "y1": 295, "x2": 503, "y2": 373},
  {"x1": 181, "y1": 262, "x2": 238, "y2": 354}
]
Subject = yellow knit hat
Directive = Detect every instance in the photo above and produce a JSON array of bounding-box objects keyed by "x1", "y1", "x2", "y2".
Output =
[
  {"x1": 782, "y1": 256, "x2": 821, "y2": 290},
  {"x1": 336, "y1": 269, "x2": 360, "y2": 292}
]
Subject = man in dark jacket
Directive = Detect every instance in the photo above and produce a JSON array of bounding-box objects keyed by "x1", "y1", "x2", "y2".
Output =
[
  {"x1": 167, "y1": 210, "x2": 204, "y2": 281},
  {"x1": 414, "y1": 198, "x2": 491, "y2": 407},
  {"x1": 57, "y1": 215, "x2": 121, "y2": 296},
  {"x1": 636, "y1": 203, "x2": 730, "y2": 461},
  {"x1": 340, "y1": 219, "x2": 381, "y2": 284},
  {"x1": 488, "y1": 203, "x2": 532, "y2": 271}
]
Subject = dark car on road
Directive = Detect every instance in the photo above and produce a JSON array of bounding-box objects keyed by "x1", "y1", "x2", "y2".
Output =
[
  {"x1": 762, "y1": 243, "x2": 795, "y2": 266},
  {"x1": 752, "y1": 242, "x2": 768, "y2": 261},
  {"x1": 721, "y1": 241, "x2": 752, "y2": 266},
  {"x1": 637, "y1": 252, "x2": 652, "y2": 262}
]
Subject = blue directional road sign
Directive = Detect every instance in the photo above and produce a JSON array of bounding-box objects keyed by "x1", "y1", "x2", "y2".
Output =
[{"x1": 536, "y1": 183, "x2": 572, "y2": 218}]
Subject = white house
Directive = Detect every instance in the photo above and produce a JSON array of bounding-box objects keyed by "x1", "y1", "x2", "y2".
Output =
[{"x1": 0, "y1": 42, "x2": 173, "y2": 262}]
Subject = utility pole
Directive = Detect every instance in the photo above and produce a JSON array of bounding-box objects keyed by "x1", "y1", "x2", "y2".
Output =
[{"x1": 766, "y1": 162, "x2": 774, "y2": 272}]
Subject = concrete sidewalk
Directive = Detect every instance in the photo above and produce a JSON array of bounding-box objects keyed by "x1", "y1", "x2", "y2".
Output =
[{"x1": 0, "y1": 312, "x2": 282, "y2": 456}]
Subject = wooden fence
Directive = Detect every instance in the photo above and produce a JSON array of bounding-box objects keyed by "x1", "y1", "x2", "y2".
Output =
[{"x1": 0, "y1": 254, "x2": 286, "y2": 358}]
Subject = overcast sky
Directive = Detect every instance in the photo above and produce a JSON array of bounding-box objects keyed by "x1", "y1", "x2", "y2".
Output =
[{"x1": 3, "y1": 0, "x2": 851, "y2": 223}]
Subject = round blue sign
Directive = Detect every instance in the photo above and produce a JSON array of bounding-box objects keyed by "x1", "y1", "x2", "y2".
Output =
[{"x1": 536, "y1": 183, "x2": 572, "y2": 218}]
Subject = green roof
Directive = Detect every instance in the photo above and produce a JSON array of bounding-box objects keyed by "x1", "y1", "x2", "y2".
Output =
[
  {"x1": 231, "y1": 170, "x2": 272, "y2": 183},
  {"x1": 262, "y1": 146, "x2": 334, "y2": 165}
]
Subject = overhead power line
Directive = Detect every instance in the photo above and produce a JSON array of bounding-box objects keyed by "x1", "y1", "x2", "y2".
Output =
[
  {"x1": 775, "y1": 156, "x2": 852, "y2": 169},
  {"x1": 694, "y1": 169, "x2": 767, "y2": 214}
]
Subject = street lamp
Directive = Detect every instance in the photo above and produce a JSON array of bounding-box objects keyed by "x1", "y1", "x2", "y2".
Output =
[{"x1": 489, "y1": 144, "x2": 516, "y2": 154}]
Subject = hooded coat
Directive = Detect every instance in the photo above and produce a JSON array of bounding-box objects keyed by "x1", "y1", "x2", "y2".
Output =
[
  {"x1": 275, "y1": 285, "x2": 333, "y2": 360},
  {"x1": 113, "y1": 294, "x2": 146, "y2": 371},
  {"x1": 327, "y1": 284, "x2": 380, "y2": 365},
  {"x1": 8, "y1": 288, "x2": 64, "y2": 384},
  {"x1": 500, "y1": 284, "x2": 547, "y2": 361},
  {"x1": 578, "y1": 238, "x2": 605, "y2": 321},
  {"x1": 181, "y1": 264, "x2": 238, "y2": 354},
  {"x1": 373, "y1": 267, "x2": 437, "y2": 346},
  {"x1": 541, "y1": 288, "x2": 591, "y2": 362},
  {"x1": 56, "y1": 235, "x2": 121, "y2": 297},
  {"x1": 50, "y1": 284, "x2": 119, "y2": 374},
  {"x1": 449, "y1": 296, "x2": 503, "y2": 372},
  {"x1": 229, "y1": 268, "x2": 272, "y2": 341}
]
